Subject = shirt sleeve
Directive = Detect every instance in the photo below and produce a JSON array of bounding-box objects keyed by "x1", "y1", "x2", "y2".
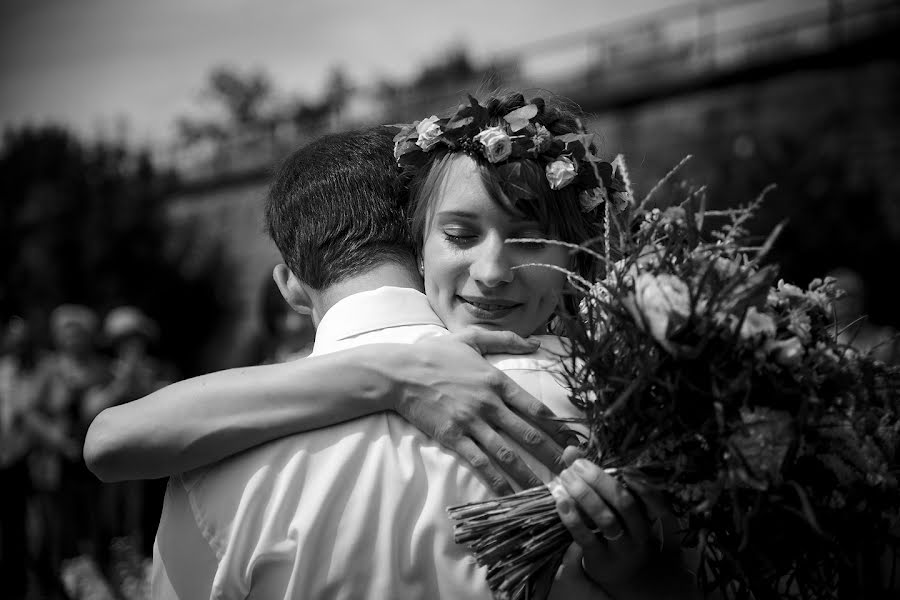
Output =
[{"x1": 153, "y1": 476, "x2": 220, "y2": 600}]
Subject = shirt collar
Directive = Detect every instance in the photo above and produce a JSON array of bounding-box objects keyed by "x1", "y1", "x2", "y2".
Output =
[{"x1": 313, "y1": 286, "x2": 445, "y2": 353}]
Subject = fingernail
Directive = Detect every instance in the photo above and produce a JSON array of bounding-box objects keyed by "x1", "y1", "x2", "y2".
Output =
[
  {"x1": 573, "y1": 459, "x2": 590, "y2": 475},
  {"x1": 558, "y1": 499, "x2": 573, "y2": 515}
]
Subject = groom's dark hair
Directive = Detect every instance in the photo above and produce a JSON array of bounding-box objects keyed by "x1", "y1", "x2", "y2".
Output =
[{"x1": 265, "y1": 126, "x2": 414, "y2": 289}]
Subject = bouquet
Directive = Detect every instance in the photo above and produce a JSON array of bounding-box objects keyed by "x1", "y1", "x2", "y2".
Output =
[{"x1": 448, "y1": 161, "x2": 900, "y2": 599}]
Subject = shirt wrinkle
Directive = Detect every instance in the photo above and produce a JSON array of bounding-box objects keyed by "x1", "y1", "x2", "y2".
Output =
[{"x1": 152, "y1": 286, "x2": 587, "y2": 600}]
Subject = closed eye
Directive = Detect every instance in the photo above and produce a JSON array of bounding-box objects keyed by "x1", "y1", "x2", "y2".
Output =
[{"x1": 442, "y1": 228, "x2": 478, "y2": 246}]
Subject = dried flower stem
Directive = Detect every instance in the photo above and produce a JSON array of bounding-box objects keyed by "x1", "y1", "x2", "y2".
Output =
[
  {"x1": 638, "y1": 155, "x2": 692, "y2": 212},
  {"x1": 510, "y1": 263, "x2": 593, "y2": 292}
]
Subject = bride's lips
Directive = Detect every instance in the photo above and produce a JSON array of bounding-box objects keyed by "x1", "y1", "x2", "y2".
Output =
[{"x1": 458, "y1": 295, "x2": 522, "y2": 320}]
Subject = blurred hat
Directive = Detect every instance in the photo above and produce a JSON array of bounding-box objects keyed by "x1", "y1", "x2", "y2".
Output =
[
  {"x1": 104, "y1": 306, "x2": 159, "y2": 343},
  {"x1": 50, "y1": 304, "x2": 98, "y2": 336}
]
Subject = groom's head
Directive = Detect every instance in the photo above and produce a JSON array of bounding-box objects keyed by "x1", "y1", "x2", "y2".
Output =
[{"x1": 266, "y1": 127, "x2": 416, "y2": 322}]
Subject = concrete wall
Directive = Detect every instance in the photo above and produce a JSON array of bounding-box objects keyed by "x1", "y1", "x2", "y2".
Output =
[{"x1": 166, "y1": 177, "x2": 281, "y2": 369}]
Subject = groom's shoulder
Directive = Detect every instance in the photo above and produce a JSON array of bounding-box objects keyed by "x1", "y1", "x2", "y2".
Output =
[
  {"x1": 486, "y1": 334, "x2": 569, "y2": 369},
  {"x1": 529, "y1": 334, "x2": 569, "y2": 359}
]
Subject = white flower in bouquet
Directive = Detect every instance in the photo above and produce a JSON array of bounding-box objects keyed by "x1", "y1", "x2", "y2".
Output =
[
  {"x1": 806, "y1": 276, "x2": 839, "y2": 309},
  {"x1": 632, "y1": 272, "x2": 691, "y2": 346},
  {"x1": 777, "y1": 279, "x2": 806, "y2": 300},
  {"x1": 787, "y1": 307, "x2": 813, "y2": 341},
  {"x1": 765, "y1": 335, "x2": 806, "y2": 366},
  {"x1": 712, "y1": 256, "x2": 741, "y2": 279},
  {"x1": 739, "y1": 306, "x2": 777, "y2": 340},
  {"x1": 448, "y1": 156, "x2": 900, "y2": 600},
  {"x1": 640, "y1": 208, "x2": 662, "y2": 232}
]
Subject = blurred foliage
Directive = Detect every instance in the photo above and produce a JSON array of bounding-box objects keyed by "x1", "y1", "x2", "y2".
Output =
[
  {"x1": 176, "y1": 64, "x2": 356, "y2": 150},
  {"x1": 696, "y1": 104, "x2": 900, "y2": 327},
  {"x1": 412, "y1": 47, "x2": 478, "y2": 89},
  {"x1": 176, "y1": 65, "x2": 276, "y2": 147},
  {"x1": 206, "y1": 66, "x2": 272, "y2": 127},
  {"x1": 0, "y1": 125, "x2": 228, "y2": 375}
]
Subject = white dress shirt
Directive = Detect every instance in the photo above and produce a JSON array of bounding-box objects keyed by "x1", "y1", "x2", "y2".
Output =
[{"x1": 152, "y1": 286, "x2": 594, "y2": 600}]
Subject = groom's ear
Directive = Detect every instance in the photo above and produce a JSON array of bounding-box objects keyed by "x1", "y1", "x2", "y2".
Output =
[{"x1": 272, "y1": 264, "x2": 314, "y2": 317}]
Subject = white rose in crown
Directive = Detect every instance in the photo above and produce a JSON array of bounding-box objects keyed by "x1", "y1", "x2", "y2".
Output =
[
  {"x1": 545, "y1": 157, "x2": 577, "y2": 190},
  {"x1": 633, "y1": 273, "x2": 691, "y2": 345},
  {"x1": 415, "y1": 116, "x2": 443, "y2": 151},
  {"x1": 474, "y1": 126, "x2": 512, "y2": 163}
]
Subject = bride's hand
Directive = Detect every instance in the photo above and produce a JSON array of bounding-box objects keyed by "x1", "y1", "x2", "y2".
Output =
[
  {"x1": 552, "y1": 447, "x2": 696, "y2": 598},
  {"x1": 553, "y1": 455, "x2": 653, "y2": 587},
  {"x1": 388, "y1": 328, "x2": 575, "y2": 495}
]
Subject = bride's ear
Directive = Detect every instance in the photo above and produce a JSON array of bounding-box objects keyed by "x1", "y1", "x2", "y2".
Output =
[{"x1": 272, "y1": 264, "x2": 313, "y2": 317}]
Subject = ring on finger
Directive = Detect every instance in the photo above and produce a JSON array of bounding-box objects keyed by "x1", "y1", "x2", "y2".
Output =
[{"x1": 593, "y1": 523, "x2": 625, "y2": 542}]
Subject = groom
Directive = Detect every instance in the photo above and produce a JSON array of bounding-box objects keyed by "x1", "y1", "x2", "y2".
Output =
[{"x1": 150, "y1": 127, "x2": 685, "y2": 599}]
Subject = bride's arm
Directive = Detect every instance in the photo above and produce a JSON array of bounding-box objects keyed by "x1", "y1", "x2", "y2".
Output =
[{"x1": 84, "y1": 330, "x2": 572, "y2": 492}]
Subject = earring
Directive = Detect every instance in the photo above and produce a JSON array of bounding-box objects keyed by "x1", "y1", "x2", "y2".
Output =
[{"x1": 418, "y1": 260, "x2": 424, "y2": 274}]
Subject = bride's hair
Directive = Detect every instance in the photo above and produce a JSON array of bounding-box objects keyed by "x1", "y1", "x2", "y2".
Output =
[{"x1": 406, "y1": 92, "x2": 603, "y2": 284}]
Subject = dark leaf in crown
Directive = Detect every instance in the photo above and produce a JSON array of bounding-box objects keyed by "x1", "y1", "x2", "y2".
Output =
[
  {"x1": 497, "y1": 161, "x2": 544, "y2": 204},
  {"x1": 389, "y1": 125, "x2": 417, "y2": 143},
  {"x1": 593, "y1": 160, "x2": 614, "y2": 184},
  {"x1": 466, "y1": 95, "x2": 489, "y2": 124},
  {"x1": 508, "y1": 138, "x2": 535, "y2": 160},
  {"x1": 546, "y1": 138, "x2": 566, "y2": 157},
  {"x1": 573, "y1": 164, "x2": 601, "y2": 191},
  {"x1": 398, "y1": 149, "x2": 429, "y2": 170},
  {"x1": 445, "y1": 116, "x2": 474, "y2": 131}
]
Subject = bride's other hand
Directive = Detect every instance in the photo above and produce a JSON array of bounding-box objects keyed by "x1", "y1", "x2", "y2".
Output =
[
  {"x1": 553, "y1": 450, "x2": 652, "y2": 587},
  {"x1": 389, "y1": 328, "x2": 574, "y2": 495},
  {"x1": 553, "y1": 446, "x2": 697, "y2": 598}
]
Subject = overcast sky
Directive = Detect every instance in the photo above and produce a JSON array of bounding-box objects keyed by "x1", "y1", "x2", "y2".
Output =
[{"x1": 0, "y1": 0, "x2": 688, "y2": 145}]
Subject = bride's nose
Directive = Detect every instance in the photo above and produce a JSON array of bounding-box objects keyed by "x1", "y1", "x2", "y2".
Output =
[{"x1": 470, "y1": 234, "x2": 514, "y2": 287}]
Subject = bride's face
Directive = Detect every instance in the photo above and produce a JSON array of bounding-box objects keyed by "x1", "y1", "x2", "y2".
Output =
[{"x1": 421, "y1": 154, "x2": 569, "y2": 338}]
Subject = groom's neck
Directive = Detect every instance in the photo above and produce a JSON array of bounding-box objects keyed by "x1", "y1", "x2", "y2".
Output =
[{"x1": 313, "y1": 261, "x2": 424, "y2": 324}]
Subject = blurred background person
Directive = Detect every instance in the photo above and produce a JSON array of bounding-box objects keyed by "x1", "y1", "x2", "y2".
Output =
[
  {"x1": 0, "y1": 316, "x2": 44, "y2": 599},
  {"x1": 84, "y1": 306, "x2": 175, "y2": 569},
  {"x1": 30, "y1": 304, "x2": 110, "y2": 592},
  {"x1": 829, "y1": 267, "x2": 899, "y2": 364}
]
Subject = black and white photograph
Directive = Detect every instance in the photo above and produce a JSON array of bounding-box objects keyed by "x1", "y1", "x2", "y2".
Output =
[{"x1": 1, "y1": 1, "x2": 899, "y2": 598}]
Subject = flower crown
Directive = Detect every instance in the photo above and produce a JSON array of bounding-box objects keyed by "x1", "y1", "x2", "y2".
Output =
[{"x1": 391, "y1": 95, "x2": 633, "y2": 213}]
